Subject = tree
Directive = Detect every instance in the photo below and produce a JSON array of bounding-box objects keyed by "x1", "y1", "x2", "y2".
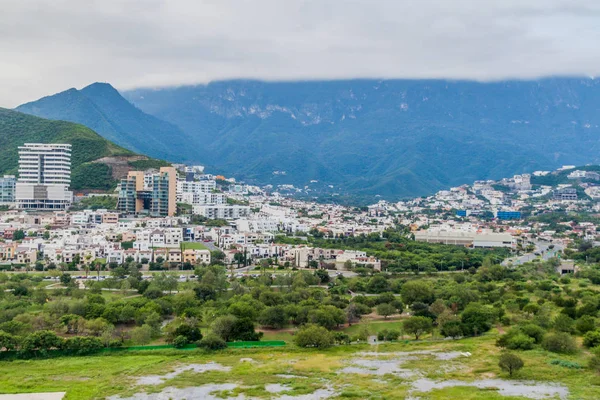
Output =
[
  {"x1": 0, "y1": 331, "x2": 19, "y2": 351},
  {"x1": 376, "y1": 303, "x2": 396, "y2": 319},
  {"x1": 258, "y1": 306, "x2": 288, "y2": 329},
  {"x1": 542, "y1": 332, "x2": 578, "y2": 354},
  {"x1": 131, "y1": 324, "x2": 153, "y2": 345},
  {"x1": 345, "y1": 303, "x2": 362, "y2": 325},
  {"x1": 401, "y1": 280, "x2": 434, "y2": 305},
  {"x1": 403, "y1": 316, "x2": 433, "y2": 340},
  {"x1": 20, "y1": 330, "x2": 63, "y2": 356},
  {"x1": 12, "y1": 230, "x2": 25, "y2": 241},
  {"x1": 498, "y1": 352, "x2": 524, "y2": 377},
  {"x1": 168, "y1": 323, "x2": 202, "y2": 344},
  {"x1": 59, "y1": 273, "x2": 73, "y2": 286},
  {"x1": 211, "y1": 315, "x2": 238, "y2": 342},
  {"x1": 198, "y1": 333, "x2": 227, "y2": 350},
  {"x1": 294, "y1": 325, "x2": 333, "y2": 348},
  {"x1": 460, "y1": 303, "x2": 497, "y2": 336}
]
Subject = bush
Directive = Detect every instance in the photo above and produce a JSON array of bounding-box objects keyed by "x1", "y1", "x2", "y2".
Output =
[
  {"x1": 20, "y1": 330, "x2": 64, "y2": 356},
  {"x1": 198, "y1": 333, "x2": 227, "y2": 350},
  {"x1": 542, "y1": 332, "x2": 578, "y2": 354},
  {"x1": 294, "y1": 325, "x2": 333, "y2": 348},
  {"x1": 170, "y1": 323, "x2": 202, "y2": 343},
  {"x1": 385, "y1": 330, "x2": 400, "y2": 341},
  {"x1": 583, "y1": 330, "x2": 600, "y2": 348},
  {"x1": 172, "y1": 335, "x2": 189, "y2": 348},
  {"x1": 576, "y1": 316, "x2": 596, "y2": 334},
  {"x1": 333, "y1": 332, "x2": 350, "y2": 345},
  {"x1": 497, "y1": 331, "x2": 535, "y2": 350},
  {"x1": 62, "y1": 337, "x2": 103, "y2": 355},
  {"x1": 519, "y1": 324, "x2": 546, "y2": 344},
  {"x1": 498, "y1": 352, "x2": 524, "y2": 377}
]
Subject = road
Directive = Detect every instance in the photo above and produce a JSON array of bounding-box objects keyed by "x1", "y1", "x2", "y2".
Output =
[{"x1": 502, "y1": 240, "x2": 564, "y2": 267}]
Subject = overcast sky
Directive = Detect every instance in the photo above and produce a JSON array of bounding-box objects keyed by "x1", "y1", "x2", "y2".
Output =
[{"x1": 1, "y1": 0, "x2": 600, "y2": 107}]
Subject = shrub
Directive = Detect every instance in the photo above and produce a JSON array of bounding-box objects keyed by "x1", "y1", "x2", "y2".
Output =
[
  {"x1": 583, "y1": 330, "x2": 600, "y2": 348},
  {"x1": 576, "y1": 316, "x2": 596, "y2": 334},
  {"x1": 549, "y1": 359, "x2": 582, "y2": 369},
  {"x1": 333, "y1": 332, "x2": 350, "y2": 345},
  {"x1": 385, "y1": 330, "x2": 400, "y2": 341},
  {"x1": 62, "y1": 337, "x2": 103, "y2": 355},
  {"x1": 542, "y1": 332, "x2": 578, "y2": 354},
  {"x1": 519, "y1": 324, "x2": 546, "y2": 344},
  {"x1": 169, "y1": 323, "x2": 202, "y2": 343},
  {"x1": 172, "y1": 335, "x2": 189, "y2": 348},
  {"x1": 294, "y1": 325, "x2": 333, "y2": 348},
  {"x1": 498, "y1": 352, "x2": 524, "y2": 377},
  {"x1": 553, "y1": 315, "x2": 575, "y2": 333},
  {"x1": 198, "y1": 333, "x2": 227, "y2": 350},
  {"x1": 0, "y1": 331, "x2": 19, "y2": 351}
]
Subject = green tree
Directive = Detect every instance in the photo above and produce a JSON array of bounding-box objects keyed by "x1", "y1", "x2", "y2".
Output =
[
  {"x1": 401, "y1": 280, "x2": 434, "y2": 305},
  {"x1": 403, "y1": 316, "x2": 433, "y2": 340},
  {"x1": 376, "y1": 303, "x2": 396, "y2": 319},
  {"x1": 294, "y1": 325, "x2": 333, "y2": 348},
  {"x1": 498, "y1": 352, "x2": 524, "y2": 377}
]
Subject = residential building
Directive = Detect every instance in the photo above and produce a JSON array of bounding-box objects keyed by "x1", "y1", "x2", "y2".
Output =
[
  {"x1": 193, "y1": 204, "x2": 250, "y2": 219},
  {"x1": 117, "y1": 167, "x2": 177, "y2": 217},
  {"x1": 0, "y1": 175, "x2": 16, "y2": 204},
  {"x1": 15, "y1": 143, "x2": 73, "y2": 210}
]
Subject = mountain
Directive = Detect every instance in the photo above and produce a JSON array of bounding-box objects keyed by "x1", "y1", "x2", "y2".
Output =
[
  {"x1": 19, "y1": 79, "x2": 600, "y2": 202},
  {"x1": 120, "y1": 78, "x2": 600, "y2": 201},
  {"x1": 0, "y1": 108, "x2": 167, "y2": 191},
  {"x1": 16, "y1": 83, "x2": 192, "y2": 162}
]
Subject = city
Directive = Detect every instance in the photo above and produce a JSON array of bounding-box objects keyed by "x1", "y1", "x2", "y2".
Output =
[{"x1": 3, "y1": 1, "x2": 600, "y2": 399}]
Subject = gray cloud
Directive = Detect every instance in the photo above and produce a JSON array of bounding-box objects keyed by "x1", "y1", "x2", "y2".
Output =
[{"x1": 1, "y1": 0, "x2": 600, "y2": 107}]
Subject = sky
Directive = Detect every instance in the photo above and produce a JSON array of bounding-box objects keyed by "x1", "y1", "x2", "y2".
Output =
[{"x1": 1, "y1": 0, "x2": 600, "y2": 107}]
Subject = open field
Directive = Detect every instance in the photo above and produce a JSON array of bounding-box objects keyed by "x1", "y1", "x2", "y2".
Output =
[{"x1": 1, "y1": 333, "x2": 600, "y2": 400}]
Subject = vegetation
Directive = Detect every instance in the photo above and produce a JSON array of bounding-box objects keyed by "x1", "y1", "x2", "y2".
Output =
[
  {"x1": 70, "y1": 196, "x2": 118, "y2": 211},
  {"x1": 0, "y1": 108, "x2": 132, "y2": 178},
  {"x1": 498, "y1": 352, "x2": 524, "y2": 377},
  {"x1": 127, "y1": 159, "x2": 171, "y2": 170}
]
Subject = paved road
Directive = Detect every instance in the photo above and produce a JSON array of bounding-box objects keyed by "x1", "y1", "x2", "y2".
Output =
[{"x1": 503, "y1": 240, "x2": 564, "y2": 267}]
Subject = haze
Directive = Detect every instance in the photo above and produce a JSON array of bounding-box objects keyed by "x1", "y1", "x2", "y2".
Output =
[{"x1": 1, "y1": 0, "x2": 600, "y2": 107}]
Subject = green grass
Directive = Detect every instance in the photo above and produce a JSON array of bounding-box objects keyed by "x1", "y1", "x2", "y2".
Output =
[
  {"x1": 181, "y1": 242, "x2": 208, "y2": 250},
  {"x1": 2, "y1": 335, "x2": 600, "y2": 399}
]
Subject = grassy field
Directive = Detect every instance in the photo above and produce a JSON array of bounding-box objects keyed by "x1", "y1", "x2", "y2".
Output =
[
  {"x1": 181, "y1": 242, "x2": 208, "y2": 250},
  {"x1": 1, "y1": 333, "x2": 600, "y2": 399}
]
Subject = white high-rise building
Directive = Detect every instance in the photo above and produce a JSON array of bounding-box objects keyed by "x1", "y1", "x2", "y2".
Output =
[{"x1": 15, "y1": 143, "x2": 73, "y2": 210}]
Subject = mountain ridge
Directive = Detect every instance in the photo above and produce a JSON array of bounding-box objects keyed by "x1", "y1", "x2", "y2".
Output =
[
  {"x1": 17, "y1": 78, "x2": 600, "y2": 201},
  {"x1": 17, "y1": 83, "x2": 193, "y2": 163},
  {"x1": 0, "y1": 107, "x2": 166, "y2": 191}
]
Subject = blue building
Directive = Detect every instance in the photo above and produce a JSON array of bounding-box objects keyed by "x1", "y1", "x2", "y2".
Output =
[
  {"x1": 496, "y1": 211, "x2": 521, "y2": 220},
  {"x1": 456, "y1": 210, "x2": 467, "y2": 217}
]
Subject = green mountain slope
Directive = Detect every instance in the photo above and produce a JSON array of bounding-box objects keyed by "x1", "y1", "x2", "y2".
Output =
[
  {"x1": 0, "y1": 108, "x2": 162, "y2": 191},
  {"x1": 16, "y1": 83, "x2": 194, "y2": 162}
]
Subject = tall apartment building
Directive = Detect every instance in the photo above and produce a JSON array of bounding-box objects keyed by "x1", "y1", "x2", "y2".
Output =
[
  {"x1": 15, "y1": 143, "x2": 73, "y2": 210},
  {"x1": 0, "y1": 175, "x2": 16, "y2": 205},
  {"x1": 117, "y1": 167, "x2": 176, "y2": 216},
  {"x1": 151, "y1": 167, "x2": 177, "y2": 217}
]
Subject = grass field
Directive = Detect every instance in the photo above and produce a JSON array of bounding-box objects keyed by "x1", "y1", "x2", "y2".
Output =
[
  {"x1": 1, "y1": 333, "x2": 600, "y2": 399},
  {"x1": 181, "y1": 242, "x2": 208, "y2": 250}
]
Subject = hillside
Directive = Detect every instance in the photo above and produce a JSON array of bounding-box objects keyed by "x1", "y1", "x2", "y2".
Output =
[
  {"x1": 0, "y1": 108, "x2": 164, "y2": 191},
  {"x1": 16, "y1": 83, "x2": 193, "y2": 162},
  {"x1": 121, "y1": 78, "x2": 600, "y2": 200},
  {"x1": 19, "y1": 78, "x2": 600, "y2": 201}
]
